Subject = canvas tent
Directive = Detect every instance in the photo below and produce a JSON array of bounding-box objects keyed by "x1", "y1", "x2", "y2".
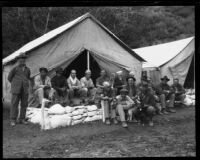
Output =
[
  {"x1": 2, "y1": 13, "x2": 144, "y2": 102},
  {"x1": 133, "y1": 37, "x2": 195, "y2": 87}
]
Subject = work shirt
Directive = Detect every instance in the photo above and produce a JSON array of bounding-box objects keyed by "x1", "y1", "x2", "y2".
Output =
[
  {"x1": 67, "y1": 76, "x2": 81, "y2": 89},
  {"x1": 80, "y1": 77, "x2": 94, "y2": 88},
  {"x1": 126, "y1": 84, "x2": 137, "y2": 97},
  {"x1": 96, "y1": 76, "x2": 110, "y2": 87},
  {"x1": 141, "y1": 92, "x2": 156, "y2": 107},
  {"x1": 51, "y1": 75, "x2": 68, "y2": 90},
  {"x1": 116, "y1": 95, "x2": 134, "y2": 106},
  {"x1": 171, "y1": 83, "x2": 185, "y2": 95},
  {"x1": 8, "y1": 65, "x2": 31, "y2": 94},
  {"x1": 156, "y1": 83, "x2": 174, "y2": 95},
  {"x1": 34, "y1": 75, "x2": 51, "y2": 90}
]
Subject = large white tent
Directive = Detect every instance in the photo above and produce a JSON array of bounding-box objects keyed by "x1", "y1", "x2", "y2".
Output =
[
  {"x1": 133, "y1": 36, "x2": 195, "y2": 86},
  {"x1": 2, "y1": 13, "x2": 144, "y2": 102}
]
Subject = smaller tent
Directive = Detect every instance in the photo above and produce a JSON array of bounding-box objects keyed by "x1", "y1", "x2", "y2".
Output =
[{"x1": 133, "y1": 37, "x2": 195, "y2": 87}]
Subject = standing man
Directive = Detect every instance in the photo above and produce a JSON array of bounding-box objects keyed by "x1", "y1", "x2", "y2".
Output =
[
  {"x1": 8, "y1": 54, "x2": 31, "y2": 126},
  {"x1": 116, "y1": 88, "x2": 134, "y2": 127},
  {"x1": 171, "y1": 78, "x2": 186, "y2": 105},
  {"x1": 80, "y1": 70, "x2": 96, "y2": 104},
  {"x1": 29, "y1": 67, "x2": 52, "y2": 108},
  {"x1": 67, "y1": 70, "x2": 82, "y2": 102},
  {"x1": 156, "y1": 76, "x2": 176, "y2": 114}
]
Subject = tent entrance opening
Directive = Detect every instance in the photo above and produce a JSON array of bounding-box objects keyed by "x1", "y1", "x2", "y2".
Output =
[{"x1": 63, "y1": 50, "x2": 101, "y2": 85}]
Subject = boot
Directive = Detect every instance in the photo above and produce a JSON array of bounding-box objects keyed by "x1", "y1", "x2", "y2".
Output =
[
  {"x1": 162, "y1": 108, "x2": 169, "y2": 115},
  {"x1": 122, "y1": 121, "x2": 128, "y2": 128}
]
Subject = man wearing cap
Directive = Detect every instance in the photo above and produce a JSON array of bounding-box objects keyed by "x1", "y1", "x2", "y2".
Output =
[
  {"x1": 156, "y1": 76, "x2": 176, "y2": 114},
  {"x1": 115, "y1": 88, "x2": 134, "y2": 127},
  {"x1": 8, "y1": 54, "x2": 31, "y2": 126},
  {"x1": 100, "y1": 81, "x2": 118, "y2": 125},
  {"x1": 51, "y1": 67, "x2": 68, "y2": 101},
  {"x1": 113, "y1": 71, "x2": 127, "y2": 95},
  {"x1": 80, "y1": 70, "x2": 96, "y2": 103},
  {"x1": 171, "y1": 78, "x2": 186, "y2": 105},
  {"x1": 67, "y1": 70, "x2": 82, "y2": 101},
  {"x1": 30, "y1": 67, "x2": 52, "y2": 108}
]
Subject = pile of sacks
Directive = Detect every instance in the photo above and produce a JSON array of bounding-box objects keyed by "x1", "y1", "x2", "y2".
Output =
[
  {"x1": 26, "y1": 104, "x2": 102, "y2": 130},
  {"x1": 183, "y1": 89, "x2": 195, "y2": 106}
]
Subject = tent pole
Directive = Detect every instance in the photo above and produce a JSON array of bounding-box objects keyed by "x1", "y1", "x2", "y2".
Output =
[{"x1": 87, "y1": 50, "x2": 90, "y2": 70}]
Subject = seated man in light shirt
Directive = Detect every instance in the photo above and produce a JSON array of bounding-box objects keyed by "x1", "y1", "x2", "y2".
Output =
[
  {"x1": 67, "y1": 69, "x2": 82, "y2": 102},
  {"x1": 80, "y1": 70, "x2": 96, "y2": 104},
  {"x1": 30, "y1": 67, "x2": 52, "y2": 108},
  {"x1": 115, "y1": 88, "x2": 134, "y2": 128}
]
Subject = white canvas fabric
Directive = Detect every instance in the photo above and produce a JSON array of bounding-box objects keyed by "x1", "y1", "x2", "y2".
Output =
[
  {"x1": 3, "y1": 13, "x2": 143, "y2": 102},
  {"x1": 133, "y1": 37, "x2": 195, "y2": 85}
]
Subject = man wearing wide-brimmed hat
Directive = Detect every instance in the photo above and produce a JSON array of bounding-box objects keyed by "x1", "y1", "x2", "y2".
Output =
[
  {"x1": 156, "y1": 76, "x2": 176, "y2": 114},
  {"x1": 8, "y1": 53, "x2": 31, "y2": 126},
  {"x1": 115, "y1": 88, "x2": 134, "y2": 127}
]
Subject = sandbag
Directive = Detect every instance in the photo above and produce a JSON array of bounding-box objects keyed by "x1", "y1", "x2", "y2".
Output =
[
  {"x1": 86, "y1": 105, "x2": 98, "y2": 111},
  {"x1": 48, "y1": 104, "x2": 65, "y2": 115},
  {"x1": 87, "y1": 110, "x2": 98, "y2": 117},
  {"x1": 74, "y1": 105, "x2": 85, "y2": 110},
  {"x1": 72, "y1": 108, "x2": 86, "y2": 116},
  {"x1": 72, "y1": 114, "x2": 83, "y2": 120},
  {"x1": 189, "y1": 95, "x2": 195, "y2": 100},
  {"x1": 71, "y1": 118, "x2": 83, "y2": 125},
  {"x1": 82, "y1": 112, "x2": 88, "y2": 117},
  {"x1": 50, "y1": 115, "x2": 72, "y2": 129},
  {"x1": 84, "y1": 115, "x2": 102, "y2": 122},
  {"x1": 183, "y1": 97, "x2": 193, "y2": 106},
  {"x1": 65, "y1": 112, "x2": 73, "y2": 117},
  {"x1": 64, "y1": 106, "x2": 75, "y2": 113}
]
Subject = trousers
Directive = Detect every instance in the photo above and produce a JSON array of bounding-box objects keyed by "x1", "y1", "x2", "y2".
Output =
[{"x1": 10, "y1": 89, "x2": 28, "y2": 121}]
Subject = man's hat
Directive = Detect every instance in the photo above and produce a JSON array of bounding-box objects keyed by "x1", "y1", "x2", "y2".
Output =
[
  {"x1": 56, "y1": 67, "x2": 63, "y2": 74},
  {"x1": 141, "y1": 75, "x2": 148, "y2": 82},
  {"x1": 39, "y1": 67, "x2": 48, "y2": 73},
  {"x1": 127, "y1": 75, "x2": 136, "y2": 82},
  {"x1": 120, "y1": 88, "x2": 128, "y2": 94},
  {"x1": 16, "y1": 53, "x2": 27, "y2": 60},
  {"x1": 161, "y1": 76, "x2": 170, "y2": 81}
]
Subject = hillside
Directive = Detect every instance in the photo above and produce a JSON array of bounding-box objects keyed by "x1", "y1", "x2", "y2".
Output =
[{"x1": 2, "y1": 6, "x2": 194, "y2": 58}]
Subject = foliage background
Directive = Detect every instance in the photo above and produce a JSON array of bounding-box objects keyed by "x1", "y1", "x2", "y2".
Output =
[{"x1": 2, "y1": 6, "x2": 194, "y2": 58}]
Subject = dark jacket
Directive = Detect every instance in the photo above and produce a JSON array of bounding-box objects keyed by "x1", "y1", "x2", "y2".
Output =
[
  {"x1": 171, "y1": 83, "x2": 185, "y2": 95},
  {"x1": 126, "y1": 84, "x2": 137, "y2": 97},
  {"x1": 8, "y1": 65, "x2": 31, "y2": 94},
  {"x1": 51, "y1": 75, "x2": 68, "y2": 96},
  {"x1": 156, "y1": 83, "x2": 174, "y2": 95}
]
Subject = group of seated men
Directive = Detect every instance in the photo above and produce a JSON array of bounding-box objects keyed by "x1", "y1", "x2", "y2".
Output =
[{"x1": 30, "y1": 67, "x2": 186, "y2": 128}]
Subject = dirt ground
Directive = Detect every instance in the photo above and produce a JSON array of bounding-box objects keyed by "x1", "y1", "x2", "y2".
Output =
[{"x1": 3, "y1": 103, "x2": 196, "y2": 158}]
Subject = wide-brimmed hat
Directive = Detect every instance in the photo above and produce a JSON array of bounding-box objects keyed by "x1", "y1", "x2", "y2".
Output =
[
  {"x1": 120, "y1": 88, "x2": 128, "y2": 94},
  {"x1": 39, "y1": 67, "x2": 48, "y2": 73},
  {"x1": 161, "y1": 76, "x2": 170, "y2": 81},
  {"x1": 55, "y1": 67, "x2": 63, "y2": 74},
  {"x1": 127, "y1": 75, "x2": 136, "y2": 82}
]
